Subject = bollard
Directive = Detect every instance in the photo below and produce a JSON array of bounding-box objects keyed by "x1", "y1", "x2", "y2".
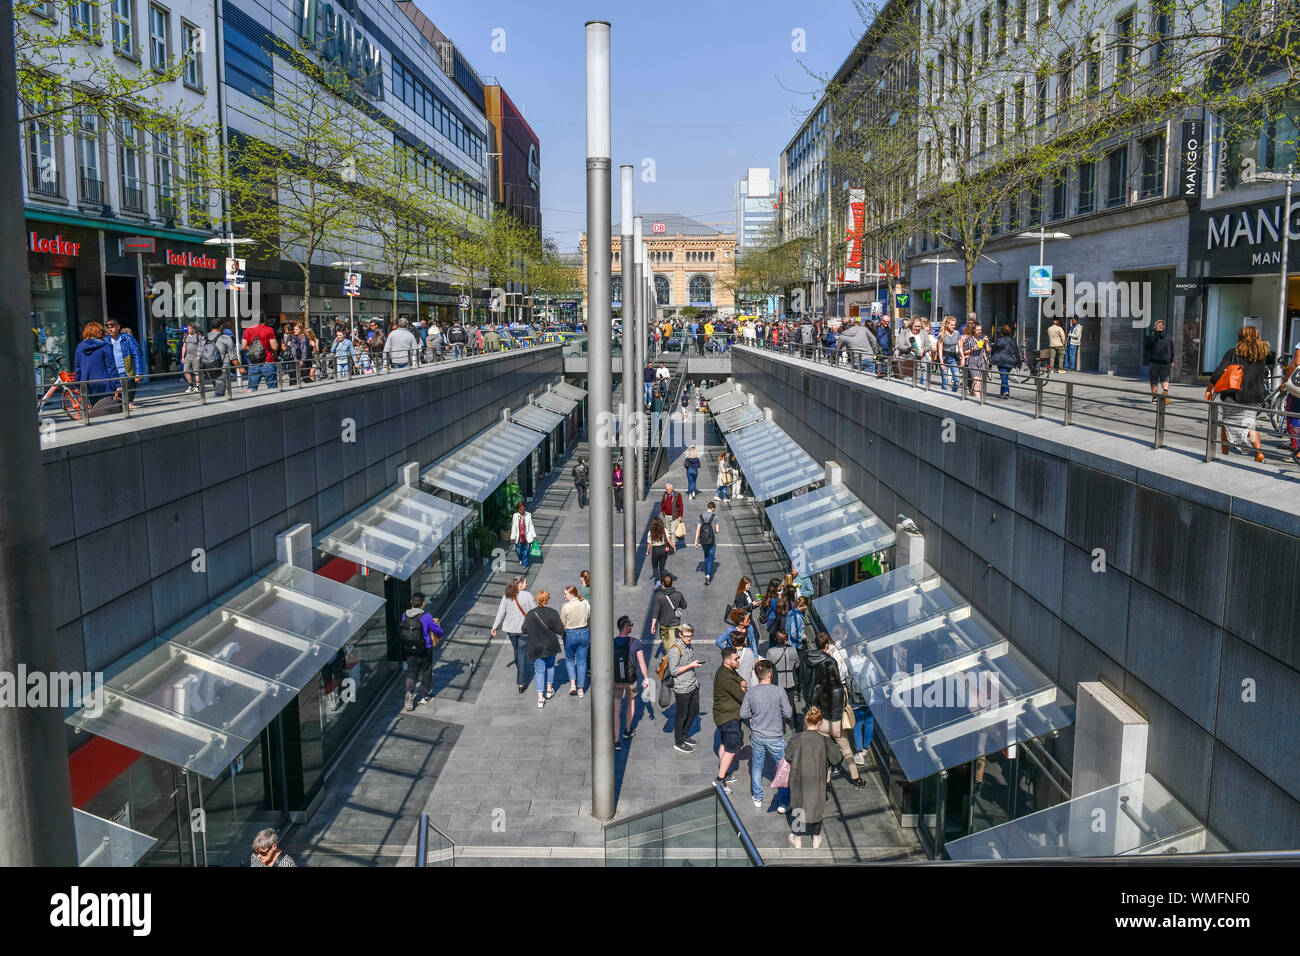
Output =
[{"x1": 79, "y1": 381, "x2": 91, "y2": 425}]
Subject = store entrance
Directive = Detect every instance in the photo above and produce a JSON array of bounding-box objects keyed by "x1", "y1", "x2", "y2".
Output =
[{"x1": 105, "y1": 274, "x2": 140, "y2": 331}]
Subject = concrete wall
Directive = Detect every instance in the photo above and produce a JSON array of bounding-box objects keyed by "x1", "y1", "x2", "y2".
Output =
[
  {"x1": 734, "y1": 347, "x2": 1300, "y2": 851},
  {"x1": 42, "y1": 346, "x2": 563, "y2": 687}
]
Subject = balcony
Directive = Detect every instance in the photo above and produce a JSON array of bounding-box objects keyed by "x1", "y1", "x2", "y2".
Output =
[
  {"x1": 155, "y1": 189, "x2": 177, "y2": 223},
  {"x1": 79, "y1": 173, "x2": 103, "y2": 206},
  {"x1": 29, "y1": 167, "x2": 62, "y2": 200},
  {"x1": 121, "y1": 184, "x2": 145, "y2": 213}
]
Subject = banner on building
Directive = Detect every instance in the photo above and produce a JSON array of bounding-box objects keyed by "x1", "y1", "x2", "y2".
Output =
[{"x1": 837, "y1": 188, "x2": 865, "y2": 284}]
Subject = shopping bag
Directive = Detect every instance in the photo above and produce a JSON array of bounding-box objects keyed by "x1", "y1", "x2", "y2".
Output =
[
  {"x1": 772, "y1": 758, "x2": 791, "y2": 789},
  {"x1": 529, "y1": 540, "x2": 542, "y2": 558}
]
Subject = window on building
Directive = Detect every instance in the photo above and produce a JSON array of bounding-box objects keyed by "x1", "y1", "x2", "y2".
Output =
[
  {"x1": 1013, "y1": 80, "x2": 1025, "y2": 130},
  {"x1": 26, "y1": 102, "x2": 61, "y2": 199},
  {"x1": 1036, "y1": 0, "x2": 1049, "y2": 22},
  {"x1": 119, "y1": 115, "x2": 145, "y2": 211},
  {"x1": 1006, "y1": 194, "x2": 1020, "y2": 231},
  {"x1": 1056, "y1": 51, "x2": 1073, "y2": 118},
  {"x1": 1035, "y1": 71, "x2": 1048, "y2": 125},
  {"x1": 937, "y1": 54, "x2": 946, "y2": 100},
  {"x1": 1086, "y1": 49, "x2": 1100, "y2": 94},
  {"x1": 997, "y1": 0, "x2": 1009, "y2": 50},
  {"x1": 1078, "y1": 160, "x2": 1096, "y2": 213},
  {"x1": 1050, "y1": 173, "x2": 1067, "y2": 219},
  {"x1": 964, "y1": 28, "x2": 974, "y2": 81},
  {"x1": 1115, "y1": 11, "x2": 1135, "y2": 86},
  {"x1": 1029, "y1": 181, "x2": 1043, "y2": 223},
  {"x1": 186, "y1": 132, "x2": 206, "y2": 225},
  {"x1": 181, "y1": 20, "x2": 202, "y2": 88},
  {"x1": 688, "y1": 274, "x2": 712, "y2": 303},
  {"x1": 154, "y1": 130, "x2": 175, "y2": 219},
  {"x1": 1106, "y1": 146, "x2": 1128, "y2": 206},
  {"x1": 927, "y1": 4, "x2": 935, "y2": 32},
  {"x1": 148, "y1": 4, "x2": 169, "y2": 71},
  {"x1": 1151, "y1": 0, "x2": 1171, "y2": 65},
  {"x1": 1140, "y1": 132, "x2": 1166, "y2": 197},
  {"x1": 76, "y1": 105, "x2": 103, "y2": 205},
  {"x1": 980, "y1": 9, "x2": 991, "y2": 58},
  {"x1": 995, "y1": 93, "x2": 1006, "y2": 143},
  {"x1": 1016, "y1": 0, "x2": 1028, "y2": 38},
  {"x1": 70, "y1": 0, "x2": 99, "y2": 37},
  {"x1": 978, "y1": 104, "x2": 988, "y2": 152},
  {"x1": 112, "y1": 0, "x2": 135, "y2": 55},
  {"x1": 223, "y1": 22, "x2": 272, "y2": 104}
]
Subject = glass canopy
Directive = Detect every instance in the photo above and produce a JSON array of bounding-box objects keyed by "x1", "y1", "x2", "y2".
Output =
[
  {"x1": 550, "y1": 382, "x2": 588, "y2": 402},
  {"x1": 511, "y1": 404, "x2": 566, "y2": 435},
  {"x1": 66, "y1": 563, "x2": 385, "y2": 779},
  {"x1": 706, "y1": 390, "x2": 749, "y2": 416},
  {"x1": 75, "y1": 808, "x2": 158, "y2": 867},
  {"x1": 701, "y1": 381, "x2": 739, "y2": 401},
  {"x1": 813, "y1": 562, "x2": 1074, "y2": 782},
  {"x1": 944, "y1": 774, "x2": 1230, "y2": 859},
  {"x1": 422, "y1": 420, "x2": 546, "y2": 501},
  {"x1": 721, "y1": 419, "x2": 825, "y2": 501},
  {"x1": 714, "y1": 403, "x2": 765, "y2": 433},
  {"x1": 536, "y1": 391, "x2": 578, "y2": 416},
  {"x1": 766, "y1": 484, "x2": 896, "y2": 576},
  {"x1": 317, "y1": 484, "x2": 471, "y2": 579}
]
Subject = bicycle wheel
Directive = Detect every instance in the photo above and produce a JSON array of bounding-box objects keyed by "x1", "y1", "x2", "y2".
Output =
[
  {"x1": 1266, "y1": 390, "x2": 1289, "y2": 436},
  {"x1": 61, "y1": 387, "x2": 84, "y2": 421}
]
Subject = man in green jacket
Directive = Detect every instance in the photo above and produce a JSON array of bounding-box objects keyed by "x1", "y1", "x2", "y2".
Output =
[
  {"x1": 713, "y1": 646, "x2": 747, "y2": 793},
  {"x1": 483, "y1": 325, "x2": 503, "y2": 352}
]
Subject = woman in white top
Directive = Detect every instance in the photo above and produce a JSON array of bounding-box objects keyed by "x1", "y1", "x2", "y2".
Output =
[
  {"x1": 491, "y1": 577, "x2": 537, "y2": 694},
  {"x1": 559, "y1": 585, "x2": 592, "y2": 698}
]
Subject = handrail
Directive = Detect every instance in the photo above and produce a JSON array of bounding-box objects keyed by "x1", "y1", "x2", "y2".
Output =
[
  {"x1": 711, "y1": 780, "x2": 765, "y2": 867},
  {"x1": 415, "y1": 812, "x2": 456, "y2": 867},
  {"x1": 601, "y1": 786, "x2": 717, "y2": 827},
  {"x1": 646, "y1": 348, "x2": 690, "y2": 494}
]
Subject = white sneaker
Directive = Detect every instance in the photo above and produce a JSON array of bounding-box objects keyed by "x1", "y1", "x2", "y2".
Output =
[
  {"x1": 853, "y1": 752, "x2": 866, "y2": 766},
  {"x1": 752, "y1": 797, "x2": 762, "y2": 808}
]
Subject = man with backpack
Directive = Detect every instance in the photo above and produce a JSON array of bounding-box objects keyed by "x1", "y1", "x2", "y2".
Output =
[
  {"x1": 694, "y1": 500, "x2": 719, "y2": 585},
  {"x1": 612, "y1": 615, "x2": 648, "y2": 750},
  {"x1": 241, "y1": 313, "x2": 279, "y2": 390},
  {"x1": 400, "y1": 591, "x2": 444, "y2": 711},
  {"x1": 572, "y1": 457, "x2": 590, "y2": 509},
  {"x1": 649, "y1": 572, "x2": 687, "y2": 653},
  {"x1": 199, "y1": 318, "x2": 236, "y2": 397}
]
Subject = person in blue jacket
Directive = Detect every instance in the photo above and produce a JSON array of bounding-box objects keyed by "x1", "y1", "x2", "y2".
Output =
[
  {"x1": 104, "y1": 319, "x2": 144, "y2": 408},
  {"x1": 785, "y1": 595, "x2": 808, "y2": 649},
  {"x1": 73, "y1": 321, "x2": 120, "y2": 404},
  {"x1": 683, "y1": 446, "x2": 701, "y2": 499}
]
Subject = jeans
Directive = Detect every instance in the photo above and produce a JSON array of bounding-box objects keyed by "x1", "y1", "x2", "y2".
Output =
[
  {"x1": 564, "y1": 627, "x2": 590, "y2": 689},
  {"x1": 451, "y1": 343, "x2": 467, "y2": 358},
  {"x1": 532, "y1": 654, "x2": 556, "y2": 692},
  {"x1": 750, "y1": 733, "x2": 789, "y2": 804},
  {"x1": 686, "y1": 471, "x2": 698, "y2": 495},
  {"x1": 942, "y1": 354, "x2": 960, "y2": 392},
  {"x1": 651, "y1": 547, "x2": 668, "y2": 582},
  {"x1": 1065, "y1": 343, "x2": 1078, "y2": 370},
  {"x1": 717, "y1": 484, "x2": 730, "y2": 500},
  {"x1": 997, "y1": 365, "x2": 1012, "y2": 395},
  {"x1": 507, "y1": 633, "x2": 527, "y2": 684},
  {"x1": 516, "y1": 540, "x2": 530, "y2": 569},
  {"x1": 404, "y1": 656, "x2": 431, "y2": 697},
  {"x1": 674, "y1": 687, "x2": 700, "y2": 746},
  {"x1": 246, "y1": 361, "x2": 277, "y2": 390},
  {"x1": 576, "y1": 483, "x2": 589, "y2": 508},
  {"x1": 702, "y1": 543, "x2": 716, "y2": 578},
  {"x1": 851, "y1": 706, "x2": 874, "y2": 752}
]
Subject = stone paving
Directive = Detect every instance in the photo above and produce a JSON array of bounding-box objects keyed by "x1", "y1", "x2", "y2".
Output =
[{"x1": 288, "y1": 403, "x2": 922, "y2": 866}]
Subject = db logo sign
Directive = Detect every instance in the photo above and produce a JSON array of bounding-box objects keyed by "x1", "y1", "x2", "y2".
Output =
[{"x1": 652, "y1": 222, "x2": 666, "y2": 234}]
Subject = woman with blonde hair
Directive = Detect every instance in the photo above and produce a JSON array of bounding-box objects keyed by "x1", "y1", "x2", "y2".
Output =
[
  {"x1": 523, "y1": 589, "x2": 565, "y2": 708},
  {"x1": 1207, "y1": 325, "x2": 1275, "y2": 462},
  {"x1": 785, "y1": 705, "x2": 844, "y2": 849},
  {"x1": 939, "y1": 315, "x2": 962, "y2": 393}
]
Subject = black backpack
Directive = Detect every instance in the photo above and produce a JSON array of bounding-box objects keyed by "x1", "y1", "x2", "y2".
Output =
[
  {"x1": 400, "y1": 614, "x2": 426, "y2": 659},
  {"x1": 198, "y1": 333, "x2": 223, "y2": 370},
  {"x1": 698, "y1": 514, "x2": 715, "y2": 548},
  {"x1": 614, "y1": 637, "x2": 637, "y2": 683},
  {"x1": 246, "y1": 333, "x2": 266, "y2": 364}
]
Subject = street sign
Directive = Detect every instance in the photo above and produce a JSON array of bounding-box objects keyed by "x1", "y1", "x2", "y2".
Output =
[
  {"x1": 122, "y1": 236, "x2": 155, "y2": 254},
  {"x1": 894, "y1": 292, "x2": 910, "y2": 310},
  {"x1": 1029, "y1": 265, "x2": 1054, "y2": 297},
  {"x1": 344, "y1": 272, "x2": 362, "y2": 297}
]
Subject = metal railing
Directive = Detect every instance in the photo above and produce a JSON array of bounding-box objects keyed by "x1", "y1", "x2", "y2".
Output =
[
  {"x1": 645, "y1": 347, "x2": 690, "y2": 494},
  {"x1": 603, "y1": 781, "x2": 763, "y2": 866},
  {"x1": 34, "y1": 341, "x2": 557, "y2": 435},
  {"x1": 744, "y1": 338, "x2": 1299, "y2": 469},
  {"x1": 414, "y1": 813, "x2": 455, "y2": 867}
]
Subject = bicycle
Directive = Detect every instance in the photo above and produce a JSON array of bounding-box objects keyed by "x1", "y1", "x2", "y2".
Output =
[{"x1": 35, "y1": 360, "x2": 87, "y2": 422}]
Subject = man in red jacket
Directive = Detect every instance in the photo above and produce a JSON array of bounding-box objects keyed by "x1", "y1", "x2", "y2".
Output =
[{"x1": 660, "y1": 482, "x2": 685, "y2": 547}]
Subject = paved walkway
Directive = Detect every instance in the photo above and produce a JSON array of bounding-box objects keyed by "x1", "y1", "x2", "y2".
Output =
[{"x1": 288, "y1": 404, "x2": 922, "y2": 865}]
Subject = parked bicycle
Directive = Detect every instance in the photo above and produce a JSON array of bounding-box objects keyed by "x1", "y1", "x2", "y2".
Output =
[{"x1": 35, "y1": 360, "x2": 87, "y2": 422}]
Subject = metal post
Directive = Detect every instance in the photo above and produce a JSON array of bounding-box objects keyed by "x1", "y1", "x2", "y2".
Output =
[
  {"x1": 0, "y1": 0, "x2": 76, "y2": 863},
  {"x1": 632, "y1": 216, "x2": 644, "y2": 498},
  {"x1": 585, "y1": 19, "x2": 615, "y2": 822},
  {"x1": 1036, "y1": 233, "x2": 1045, "y2": 353},
  {"x1": 1064, "y1": 380, "x2": 1073, "y2": 425},
  {"x1": 1205, "y1": 399, "x2": 1218, "y2": 462},
  {"x1": 642, "y1": 241, "x2": 652, "y2": 498},
  {"x1": 620, "y1": 165, "x2": 636, "y2": 586},
  {"x1": 1277, "y1": 166, "x2": 1293, "y2": 363},
  {"x1": 1153, "y1": 393, "x2": 1166, "y2": 449},
  {"x1": 1034, "y1": 377, "x2": 1045, "y2": 418},
  {"x1": 135, "y1": 250, "x2": 148, "y2": 359}
]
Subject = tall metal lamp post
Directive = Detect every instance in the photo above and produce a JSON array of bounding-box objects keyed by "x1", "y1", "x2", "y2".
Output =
[
  {"x1": 330, "y1": 260, "x2": 366, "y2": 338},
  {"x1": 1017, "y1": 229, "x2": 1070, "y2": 351},
  {"x1": 919, "y1": 256, "x2": 958, "y2": 328}
]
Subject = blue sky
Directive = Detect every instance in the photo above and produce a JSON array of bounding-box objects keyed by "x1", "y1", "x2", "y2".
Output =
[{"x1": 414, "y1": 0, "x2": 869, "y2": 250}]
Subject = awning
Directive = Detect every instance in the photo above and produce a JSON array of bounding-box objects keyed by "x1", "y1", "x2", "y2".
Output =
[
  {"x1": 701, "y1": 381, "x2": 739, "y2": 401},
  {"x1": 713, "y1": 403, "x2": 765, "y2": 433},
  {"x1": 535, "y1": 392, "x2": 578, "y2": 416},
  {"x1": 765, "y1": 484, "x2": 895, "y2": 576},
  {"x1": 75, "y1": 808, "x2": 158, "y2": 867},
  {"x1": 422, "y1": 420, "x2": 545, "y2": 502},
  {"x1": 550, "y1": 382, "x2": 588, "y2": 402},
  {"x1": 706, "y1": 390, "x2": 749, "y2": 416},
  {"x1": 66, "y1": 563, "x2": 385, "y2": 779},
  {"x1": 721, "y1": 419, "x2": 825, "y2": 500},
  {"x1": 317, "y1": 484, "x2": 471, "y2": 579},
  {"x1": 944, "y1": 774, "x2": 1229, "y2": 860},
  {"x1": 813, "y1": 563, "x2": 1074, "y2": 782},
  {"x1": 511, "y1": 404, "x2": 566, "y2": 434}
]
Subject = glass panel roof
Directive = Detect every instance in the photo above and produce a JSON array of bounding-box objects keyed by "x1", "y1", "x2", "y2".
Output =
[
  {"x1": 767, "y1": 487, "x2": 895, "y2": 576},
  {"x1": 815, "y1": 561, "x2": 1074, "y2": 781},
  {"x1": 317, "y1": 485, "x2": 471, "y2": 579},
  {"x1": 536, "y1": 391, "x2": 578, "y2": 415},
  {"x1": 714, "y1": 404, "x2": 765, "y2": 433},
  {"x1": 551, "y1": 382, "x2": 587, "y2": 401},
  {"x1": 75, "y1": 808, "x2": 158, "y2": 867},
  {"x1": 707, "y1": 390, "x2": 748, "y2": 415},
  {"x1": 944, "y1": 774, "x2": 1230, "y2": 860},
  {"x1": 66, "y1": 563, "x2": 385, "y2": 779},
  {"x1": 701, "y1": 381, "x2": 739, "y2": 401},
  {"x1": 511, "y1": 404, "x2": 565, "y2": 434},
  {"x1": 422, "y1": 421, "x2": 546, "y2": 502}
]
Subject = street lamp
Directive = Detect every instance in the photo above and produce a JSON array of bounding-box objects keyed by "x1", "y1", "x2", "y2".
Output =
[
  {"x1": 1018, "y1": 229, "x2": 1070, "y2": 351},
  {"x1": 401, "y1": 270, "x2": 431, "y2": 325},
  {"x1": 203, "y1": 234, "x2": 254, "y2": 326},
  {"x1": 330, "y1": 260, "x2": 366, "y2": 338},
  {"x1": 919, "y1": 257, "x2": 958, "y2": 328},
  {"x1": 1246, "y1": 166, "x2": 1300, "y2": 361}
]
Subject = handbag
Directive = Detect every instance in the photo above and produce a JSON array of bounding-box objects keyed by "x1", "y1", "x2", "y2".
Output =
[
  {"x1": 657, "y1": 676, "x2": 673, "y2": 708},
  {"x1": 841, "y1": 703, "x2": 856, "y2": 730},
  {"x1": 529, "y1": 540, "x2": 542, "y2": 558},
  {"x1": 673, "y1": 518, "x2": 686, "y2": 538},
  {"x1": 772, "y1": 758, "x2": 791, "y2": 789},
  {"x1": 1213, "y1": 352, "x2": 1244, "y2": 394}
]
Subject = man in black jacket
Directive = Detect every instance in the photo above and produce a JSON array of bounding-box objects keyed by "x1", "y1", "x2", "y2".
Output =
[
  {"x1": 1143, "y1": 319, "x2": 1175, "y2": 405},
  {"x1": 649, "y1": 573, "x2": 687, "y2": 652},
  {"x1": 803, "y1": 634, "x2": 865, "y2": 789},
  {"x1": 572, "y1": 457, "x2": 590, "y2": 508}
]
